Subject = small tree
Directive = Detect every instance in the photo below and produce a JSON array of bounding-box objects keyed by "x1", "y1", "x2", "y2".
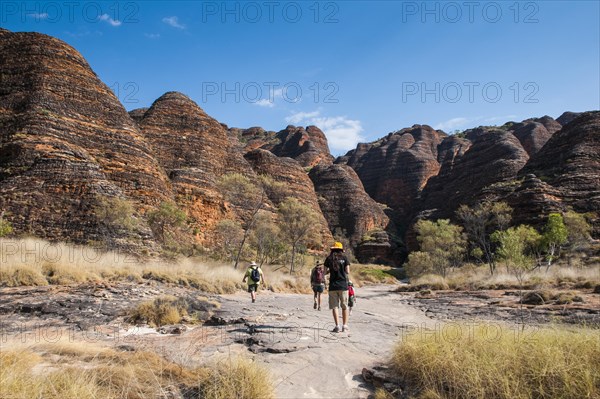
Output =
[
  {"x1": 492, "y1": 225, "x2": 541, "y2": 274},
  {"x1": 563, "y1": 210, "x2": 593, "y2": 266},
  {"x1": 0, "y1": 211, "x2": 13, "y2": 237},
  {"x1": 95, "y1": 196, "x2": 137, "y2": 233},
  {"x1": 257, "y1": 174, "x2": 288, "y2": 200},
  {"x1": 214, "y1": 219, "x2": 245, "y2": 263},
  {"x1": 457, "y1": 200, "x2": 512, "y2": 275},
  {"x1": 218, "y1": 173, "x2": 267, "y2": 269},
  {"x1": 147, "y1": 201, "x2": 187, "y2": 242},
  {"x1": 278, "y1": 197, "x2": 320, "y2": 273},
  {"x1": 404, "y1": 251, "x2": 435, "y2": 278},
  {"x1": 491, "y1": 225, "x2": 541, "y2": 326},
  {"x1": 541, "y1": 213, "x2": 568, "y2": 269},
  {"x1": 249, "y1": 212, "x2": 285, "y2": 266},
  {"x1": 413, "y1": 219, "x2": 466, "y2": 278}
]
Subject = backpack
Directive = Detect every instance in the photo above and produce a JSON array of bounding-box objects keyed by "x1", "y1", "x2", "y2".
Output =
[
  {"x1": 250, "y1": 267, "x2": 261, "y2": 283},
  {"x1": 313, "y1": 267, "x2": 324, "y2": 284}
]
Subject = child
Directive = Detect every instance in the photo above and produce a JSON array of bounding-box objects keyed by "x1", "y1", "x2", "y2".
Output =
[
  {"x1": 348, "y1": 281, "x2": 356, "y2": 314},
  {"x1": 310, "y1": 261, "x2": 326, "y2": 310}
]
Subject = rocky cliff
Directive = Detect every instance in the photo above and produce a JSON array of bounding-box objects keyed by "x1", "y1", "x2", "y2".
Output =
[
  {"x1": 418, "y1": 127, "x2": 530, "y2": 221},
  {"x1": 499, "y1": 115, "x2": 561, "y2": 157},
  {"x1": 336, "y1": 125, "x2": 444, "y2": 225},
  {"x1": 244, "y1": 149, "x2": 333, "y2": 246},
  {"x1": 556, "y1": 111, "x2": 582, "y2": 126},
  {"x1": 230, "y1": 123, "x2": 398, "y2": 256},
  {"x1": 308, "y1": 163, "x2": 395, "y2": 263},
  {"x1": 234, "y1": 125, "x2": 334, "y2": 168},
  {"x1": 135, "y1": 92, "x2": 257, "y2": 242},
  {"x1": 267, "y1": 125, "x2": 334, "y2": 167},
  {"x1": 0, "y1": 30, "x2": 171, "y2": 252},
  {"x1": 0, "y1": 30, "x2": 384, "y2": 258},
  {"x1": 2, "y1": 29, "x2": 598, "y2": 264},
  {"x1": 517, "y1": 112, "x2": 600, "y2": 234}
]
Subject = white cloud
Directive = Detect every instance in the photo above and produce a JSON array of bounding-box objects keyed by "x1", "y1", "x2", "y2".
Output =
[
  {"x1": 435, "y1": 115, "x2": 520, "y2": 132},
  {"x1": 162, "y1": 16, "x2": 186, "y2": 29},
  {"x1": 27, "y1": 12, "x2": 48, "y2": 19},
  {"x1": 285, "y1": 110, "x2": 321, "y2": 124},
  {"x1": 98, "y1": 14, "x2": 122, "y2": 27},
  {"x1": 145, "y1": 33, "x2": 161, "y2": 39},
  {"x1": 253, "y1": 87, "x2": 286, "y2": 108},
  {"x1": 434, "y1": 117, "x2": 471, "y2": 131},
  {"x1": 284, "y1": 110, "x2": 364, "y2": 155},
  {"x1": 255, "y1": 99, "x2": 275, "y2": 108},
  {"x1": 272, "y1": 88, "x2": 284, "y2": 98},
  {"x1": 484, "y1": 114, "x2": 517, "y2": 123}
]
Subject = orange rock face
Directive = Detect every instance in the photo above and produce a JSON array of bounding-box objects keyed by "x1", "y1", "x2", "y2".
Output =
[
  {"x1": 135, "y1": 91, "x2": 255, "y2": 242},
  {"x1": 0, "y1": 30, "x2": 171, "y2": 252},
  {"x1": 244, "y1": 149, "x2": 333, "y2": 248},
  {"x1": 3, "y1": 29, "x2": 598, "y2": 262}
]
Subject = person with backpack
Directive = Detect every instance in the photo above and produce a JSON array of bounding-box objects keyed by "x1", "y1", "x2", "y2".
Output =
[
  {"x1": 324, "y1": 242, "x2": 351, "y2": 333},
  {"x1": 348, "y1": 281, "x2": 356, "y2": 314},
  {"x1": 242, "y1": 261, "x2": 264, "y2": 303},
  {"x1": 310, "y1": 261, "x2": 327, "y2": 311}
]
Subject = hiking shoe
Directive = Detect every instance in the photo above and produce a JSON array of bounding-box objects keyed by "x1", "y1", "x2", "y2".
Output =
[
  {"x1": 331, "y1": 325, "x2": 340, "y2": 333},
  {"x1": 318, "y1": 306, "x2": 321, "y2": 311},
  {"x1": 313, "y1": 302, "x2": 317, "y2": 310},
  {"x1": 252, "y1": 298, "x2": 256, "y2": 303},
  {"x1": 342, "y1": 325, "x2": 349, "y2": 332}
]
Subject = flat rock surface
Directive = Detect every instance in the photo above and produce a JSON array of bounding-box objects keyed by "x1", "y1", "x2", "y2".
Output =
[
  {"x1": 214, "y1": 285, "x2": 434, "y2": 399},
  {"x1": 2, "y1": 282, "x2": 598, "y2": 398},
  {"x1": 396, "y1": 289, "x2": 600, "y2": 326}
]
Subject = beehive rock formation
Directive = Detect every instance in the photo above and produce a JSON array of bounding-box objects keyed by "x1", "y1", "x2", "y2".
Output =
[
  {"x1": 308, "y1": 163, "x2": 395, "y2": 263},
  {"x1": 336, "y1": 125, "x2": 444, "y2": 225},
  {"x1": 134, "y1": 92, "x2": 258, "y2": 241},
  {"x1": 0, "y1": 30, "x2": 170, "y2": 252}
]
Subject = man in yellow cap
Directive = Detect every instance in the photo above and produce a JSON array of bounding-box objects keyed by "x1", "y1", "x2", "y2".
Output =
[
  {"x1": 242, "y1": 261, "x2": 264, "y2": 303},
  {"x1": 324, "y1": 242, "x2": 350, "y2": 333}
]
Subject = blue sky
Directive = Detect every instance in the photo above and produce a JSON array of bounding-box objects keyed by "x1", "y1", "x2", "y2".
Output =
[{"x1": 2, "y1": 1, "x2": 599, "y2": 154}]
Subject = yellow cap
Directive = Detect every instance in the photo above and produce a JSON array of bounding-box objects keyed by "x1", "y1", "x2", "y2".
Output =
[{"x1": 330, "y1": 242, "x2": 343, "y2": 250}]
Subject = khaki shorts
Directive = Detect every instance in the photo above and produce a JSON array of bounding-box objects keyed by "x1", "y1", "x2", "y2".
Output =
[{"x1": 329, "y1": 290, "x2": 349, "y2": 310}]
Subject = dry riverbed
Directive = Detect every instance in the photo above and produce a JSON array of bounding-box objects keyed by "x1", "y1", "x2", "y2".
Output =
[{"x1": 1, "y1": 282, "x2": 598, "y2": 398}]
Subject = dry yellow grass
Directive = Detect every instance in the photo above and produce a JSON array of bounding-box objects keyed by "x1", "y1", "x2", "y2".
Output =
[
  {"x1": 128, "y1": 295, "x2": 188, "y2": 327},
  {"x1": 0, "y1": 340, "x2": 273, "y2": 399},
  {"x1": 404, "y1": 263, "x2": 600, "y2": 291},
  {"x1": 0, "y1": 264, "x2": 48, "y2": 287},
  {"x1": 391, "y1": 323, "x2": 600, "y2": 399},
  {"x1": 0, "y1": 238, "x2": 408, "y2": 294},
  {"x1": 374, "y1": 387, "x2": 395, "y2": 399},
  {"x1": 0, "y1": 238, "x2": 319, "y2": 293},
  {"x1": 200, "y1": 356, "x2": 275, "y2": 399}
]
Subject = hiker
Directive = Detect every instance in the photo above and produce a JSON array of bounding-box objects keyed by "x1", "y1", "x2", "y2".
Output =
[
  {"x1": 242, "y1": 261, "x2": 264, "y2": 303},
  {"x1": 348, "y1": 281, "x2": 356, "y2": 314},
  {"x1": 310, "y1": 261, "x2": 327, "y2": 311},
  {"x1": 324, "y1": 242, "x2": 350, "y2": 332}
]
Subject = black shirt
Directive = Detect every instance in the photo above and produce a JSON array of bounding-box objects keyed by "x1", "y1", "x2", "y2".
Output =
[{"x1": 324, "y1": 251, "x2": 349, "y2": 291}]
